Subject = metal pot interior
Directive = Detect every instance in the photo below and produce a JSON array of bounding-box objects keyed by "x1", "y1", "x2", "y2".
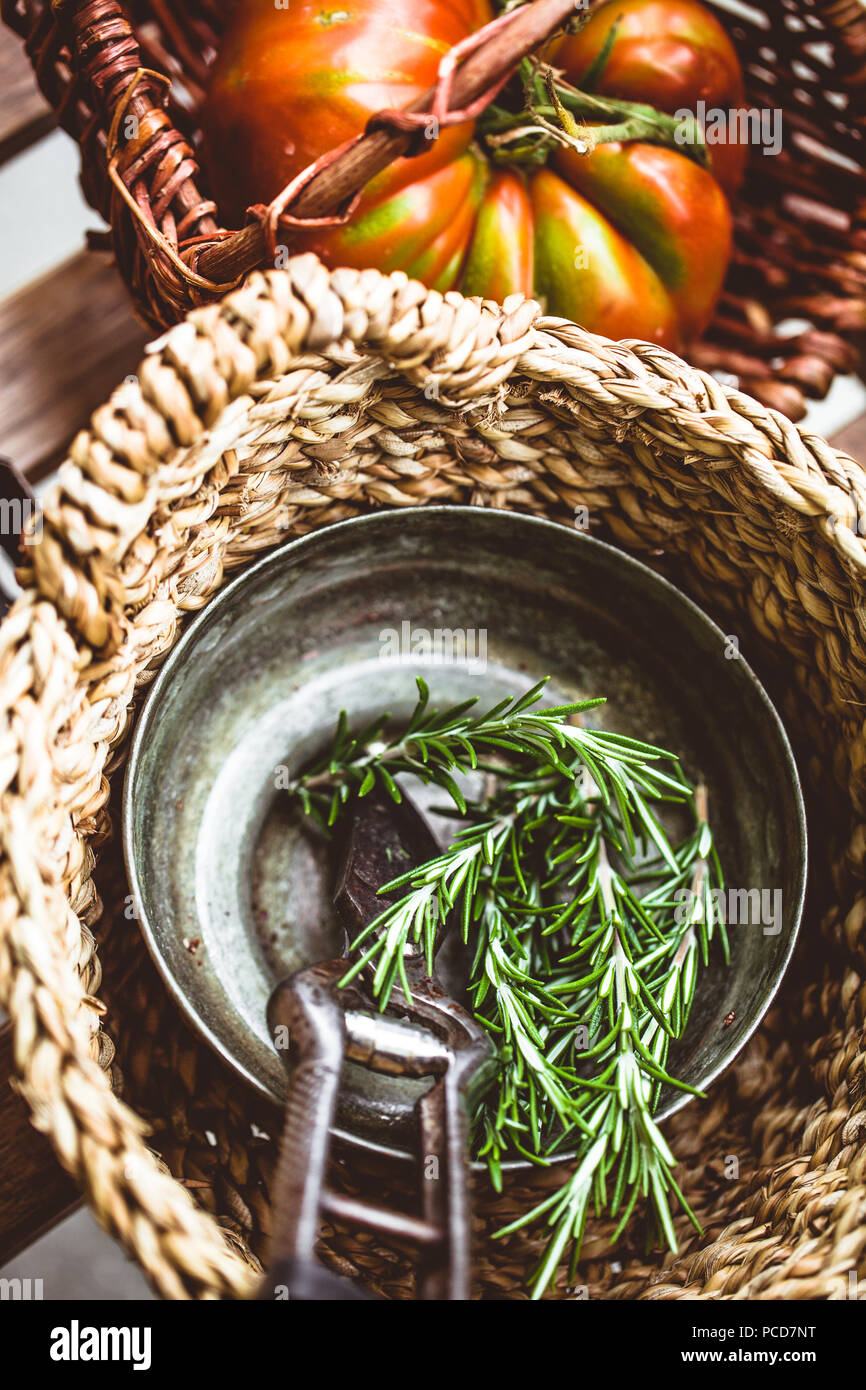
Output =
[{"x1": 123, "y1": 507, "x2": 806, "y2": 1166}]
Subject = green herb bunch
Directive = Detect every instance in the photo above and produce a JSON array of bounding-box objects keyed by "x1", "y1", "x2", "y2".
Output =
[{"x1": 289, "y1": 679, "x2": 727, "y2": 1298}]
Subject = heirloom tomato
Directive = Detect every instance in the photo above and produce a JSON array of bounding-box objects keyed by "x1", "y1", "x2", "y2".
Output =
[{"x1": 202, "y1": 0, "x2": 746, "y2": 349}]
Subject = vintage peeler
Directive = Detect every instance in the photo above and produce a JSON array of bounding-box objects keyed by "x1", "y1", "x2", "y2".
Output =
[{"x1": 261, "y1": 791, "x2": 496, "y2": 1301}]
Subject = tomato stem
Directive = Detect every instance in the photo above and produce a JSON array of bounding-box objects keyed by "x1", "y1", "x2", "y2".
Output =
[{"x1": 478, "y1": 58, "x2": 709, "y2": 172}]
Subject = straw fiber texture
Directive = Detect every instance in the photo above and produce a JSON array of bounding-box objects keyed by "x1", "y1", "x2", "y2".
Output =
[{"x1": 2, "y1": 255, "x2": 866, "y2": 1299}]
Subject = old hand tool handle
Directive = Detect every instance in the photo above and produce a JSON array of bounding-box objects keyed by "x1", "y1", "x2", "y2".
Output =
[
  {"x1": 417, "y1": 1035, "x2": 488, "y2": 1300},
  {"x1": 260, "y1": 963, "x2": 375, "y2": 1301},
  {"x1": 261, "y1": 791, "x2": 493, "y2": 1299}
]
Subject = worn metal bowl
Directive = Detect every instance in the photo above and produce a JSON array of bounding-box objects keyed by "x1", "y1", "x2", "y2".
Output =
[{"x1": 123, "y1": 506, "x2": 806, "y2": 1167}]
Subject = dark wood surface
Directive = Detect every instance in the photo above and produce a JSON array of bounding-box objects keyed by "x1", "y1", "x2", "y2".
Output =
[
  {"x1": 0, "y1": 1022, "x2": 79, "y2": 1264},
  {"x1": 829, "y1": 414, "x2": 866, "y2": 465},
  {"x1": 0, "y1": 23, "x2": 150, "y2": 482},
  {"x1": 0, "y1": 24, "x2": 54, "y2": 164},
  {"x1": 0, "y1": 252, "x2": 151, "y2": 480}
]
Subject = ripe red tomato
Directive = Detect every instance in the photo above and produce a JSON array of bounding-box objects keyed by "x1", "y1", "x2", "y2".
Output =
[{"x1": 202, "y1": 0, "x2": 746, "y2": 350}]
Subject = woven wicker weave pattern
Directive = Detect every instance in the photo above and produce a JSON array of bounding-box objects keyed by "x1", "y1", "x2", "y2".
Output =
[
  {"x1": 1, "y1": 254, "x2": 865, "y2": 1297},
  {"x1": 4, "y1": 0, "x2": 866, "y2": 421}
]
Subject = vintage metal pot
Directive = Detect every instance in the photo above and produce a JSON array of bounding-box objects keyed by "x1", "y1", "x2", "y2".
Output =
[{"x1": 123, "y1": 507, "x2": 806, "y2": 1293}]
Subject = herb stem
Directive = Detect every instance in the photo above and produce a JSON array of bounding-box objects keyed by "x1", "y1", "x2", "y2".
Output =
[{"x1": 287, "y1": 682, "x2": 727, "y2": 1296}]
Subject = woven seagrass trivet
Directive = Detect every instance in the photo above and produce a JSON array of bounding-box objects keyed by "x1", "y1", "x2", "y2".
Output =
[{"x1": 2, "y1": 255, "x2": 865, "y2": 1298}]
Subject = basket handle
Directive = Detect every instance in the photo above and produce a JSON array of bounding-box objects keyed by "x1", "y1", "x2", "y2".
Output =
[
  {"x1": 192, "y1": 0, "x2": 579, "y2": 290},
  {"x1": 0, "y1": 590, "x2": 260, "y2": 1298}
]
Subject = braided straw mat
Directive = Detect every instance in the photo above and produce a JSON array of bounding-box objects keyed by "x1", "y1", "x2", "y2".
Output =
[{"x1": 2, "y1": 255, "x2": 866, "y2": 1300}]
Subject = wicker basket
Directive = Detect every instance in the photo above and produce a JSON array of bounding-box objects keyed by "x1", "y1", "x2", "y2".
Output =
[
  {"x1": 2, "y1": 253, "x2": 866, "y2": 1298},
  {"x1": 4, "y1": 0, "x2": 866, "y2": 422}
]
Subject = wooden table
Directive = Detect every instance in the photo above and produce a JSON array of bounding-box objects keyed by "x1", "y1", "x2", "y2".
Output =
[{"x1": 0, "y1": 18, "x2": 864, "y2": 1268}]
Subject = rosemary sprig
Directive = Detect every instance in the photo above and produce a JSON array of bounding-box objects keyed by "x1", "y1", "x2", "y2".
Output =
[
  {"x1": 290, "y1": 676, "x2": 685, "y2": 829},
  {"x1": 288, "y1": 680, "x2": 727, "y2": 1297}
]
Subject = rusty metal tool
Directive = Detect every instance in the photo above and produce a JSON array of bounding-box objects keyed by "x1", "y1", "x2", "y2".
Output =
[{"x1": 262, "y1": 791, "x2": 495, "y2": 1301}]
